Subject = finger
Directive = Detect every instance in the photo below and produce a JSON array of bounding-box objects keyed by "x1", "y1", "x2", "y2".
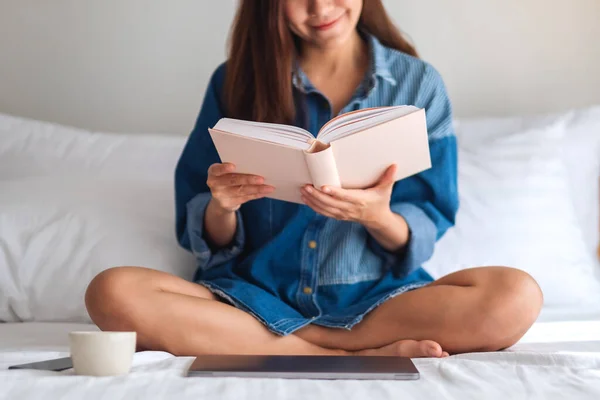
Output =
[
  {"x1": 223, "y1": 184, "x2": 275, "y2": 198},
  {"x1": 301, "y1": 196, "x2": 334, "y2": 218},
  {"x1": 301, "y1": 186, "x2": 351, "y2": 210},
  {"x1": 374, "y1": 164, "x2": 397, "y2": 189},
  {"x1": 237, "y1": 192, "x2": 269, "y2": 204},
  {"x1": 208, "y1": 162, "x2": 236, "y2": 177},
  {"x1": 211, "y1": 173, "x2": 265, "y2": 188},
  {"x1": 319, "y1": 185, "x2": 363, "y2": 204},
  {"x1": 306, "y1": 192, "x2": 347, "y2": 215},
  {"x1": 301, "y1": 195, "x2": 345, "y2": 220},
  {"x1": 219, "y1": 192, "x2": 266, "y2": 210}
]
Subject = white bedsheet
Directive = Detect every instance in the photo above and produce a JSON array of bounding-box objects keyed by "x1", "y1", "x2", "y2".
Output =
[{"x1": 2, "y1": 312, "x2": 600, "y2": 400}]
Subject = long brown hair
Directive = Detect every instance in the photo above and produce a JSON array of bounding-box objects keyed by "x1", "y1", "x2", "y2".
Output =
[{"x1": 223, "y1": 0, "x2": 417, "y2": 124}]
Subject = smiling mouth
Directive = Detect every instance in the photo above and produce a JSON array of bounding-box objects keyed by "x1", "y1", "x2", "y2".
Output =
[{"x1": 312, "y1": 14, "x2": 343, "y2": 31}]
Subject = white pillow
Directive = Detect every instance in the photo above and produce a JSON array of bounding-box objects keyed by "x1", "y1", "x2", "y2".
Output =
[
  {"x1": 446, "y1": 106, "x2": 600, "y2": 262},
  {"x1": 0, "y1": 114, "x2": 196, "y2": 322},
  {"x1": 560, "y1": 106, "x2": 600, "y2": 257},
  {"x1": 424, "y1": 112, "x2": 600, "y2": 307}
]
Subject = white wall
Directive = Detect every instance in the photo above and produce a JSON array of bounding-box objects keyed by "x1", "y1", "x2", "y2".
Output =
[{"x1": 0, "y1": 0, "x2": 599, "y2": 134}]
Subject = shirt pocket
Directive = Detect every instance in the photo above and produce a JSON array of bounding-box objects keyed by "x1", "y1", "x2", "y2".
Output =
[{"x1": 317, "y1": 222, "x2": 388, "y2": 286}]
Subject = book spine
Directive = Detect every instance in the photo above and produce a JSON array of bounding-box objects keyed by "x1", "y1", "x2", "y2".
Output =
[{"x1": 303, "y1": 142, "x2": 341, "y2": 189}]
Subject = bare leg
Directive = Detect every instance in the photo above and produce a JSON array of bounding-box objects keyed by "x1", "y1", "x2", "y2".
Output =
[
  {"x1": 85, "y1": 267, "x2": 342, "y2": 356},
  {"x1": 85, "y1": 267, "x2": 443, "y2": 357},
  {"x1": 296, "y1": 267, "x2": 543, "y2": 354}
]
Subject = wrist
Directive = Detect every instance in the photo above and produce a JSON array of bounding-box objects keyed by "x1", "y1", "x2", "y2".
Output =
[
  {"x1": 208, "y1": 198, "x2": 236, "y2": 218},
  {"x1": 362, "y1": 207, "x2": 395, "y2": 231}
]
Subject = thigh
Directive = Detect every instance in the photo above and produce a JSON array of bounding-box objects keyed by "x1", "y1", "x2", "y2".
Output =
[
  {"x1": 86, "y1": 266, "x2": 218, "y2": 347},
  {"x1": 370, "y1": 267, "x2": 524, "y2": 319},
  {"x1": 113, "y1": 266, "x2": 217, "y2": 300},
  {"x1": 86, "y1": 266, "x2": 217, "y2": 315},
  {"x1": 426, "y1": 266, "x2": 532, "y2": 289},
  {"x1": 423, "y1": 266, "x2": 493, "y2": 288}
]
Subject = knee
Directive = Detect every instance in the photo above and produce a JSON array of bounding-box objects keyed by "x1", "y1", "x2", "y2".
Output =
[
  {"x1": 474, "y1": 267, "x2": 543, "y2": 351},
  {"x1": 85, "y1": 267, "x2": 143, "y2": 331}
]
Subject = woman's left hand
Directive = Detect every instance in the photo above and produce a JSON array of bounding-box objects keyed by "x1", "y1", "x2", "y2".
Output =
[{"x1": 300, "y1": 164, "x2": 397, "y2": 228}]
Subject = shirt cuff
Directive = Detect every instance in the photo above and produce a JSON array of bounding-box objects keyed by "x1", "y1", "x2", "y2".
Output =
[
  {"x1": 185, "y1": 193, "x2": 245, "y2": 271},
  {"x1": 369, "y1": 203, "x2": 437, "y2": 278}
]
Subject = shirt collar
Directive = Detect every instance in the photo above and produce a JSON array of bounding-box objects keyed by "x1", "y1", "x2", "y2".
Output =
[
  {"x1": 369, "y1": 33, "x2": 397, "y2": 86},
  {"x1": 292, "y1": 32, "x2": 397, "y2": 93}
]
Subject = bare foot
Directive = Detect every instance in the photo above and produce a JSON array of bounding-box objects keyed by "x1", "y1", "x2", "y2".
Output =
[{"x1": 356, "y1": 339, "x2": 445, "y2": 358}]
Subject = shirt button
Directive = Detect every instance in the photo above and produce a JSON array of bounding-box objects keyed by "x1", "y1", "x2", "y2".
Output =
[
  {"x1": 308, "y1": 241, "x2": 317, "y2": 249},
  {"x1": 303, "y1": 287, "x2": 313, "y2": 295}
]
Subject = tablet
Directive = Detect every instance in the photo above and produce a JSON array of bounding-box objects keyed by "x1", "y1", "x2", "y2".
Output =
[{"x1": 186, "y1": 355, "x2": 419, "y2": 380}]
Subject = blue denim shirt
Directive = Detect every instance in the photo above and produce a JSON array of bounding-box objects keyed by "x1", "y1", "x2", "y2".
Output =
[{"x1": 174, "y1": 34, "x2": 458, "y2": 336}]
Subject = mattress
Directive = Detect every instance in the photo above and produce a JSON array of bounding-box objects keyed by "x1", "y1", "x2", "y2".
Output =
[{"x1": 2, "y1": 309, "x2": 600, "y2": 400}]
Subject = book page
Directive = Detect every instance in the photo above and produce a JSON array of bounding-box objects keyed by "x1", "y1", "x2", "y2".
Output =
[
  {"x1": 213, "y1": 118, "x2": 313, "y2": 150},
  {"x1": 317, "y1": 107, "x2": 389, "y2": 138},
  {"x1": 318, "y1": 106, "x2": 420, "y2": 143}
]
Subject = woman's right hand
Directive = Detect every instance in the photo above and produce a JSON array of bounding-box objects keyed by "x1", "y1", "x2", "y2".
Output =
[{"x1": 206, "y1": 163, "x2": 275, "y2": 213}]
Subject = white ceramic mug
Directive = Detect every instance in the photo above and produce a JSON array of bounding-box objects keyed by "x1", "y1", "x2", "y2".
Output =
[{"x1": 69, "y1": 331, "x2": 137, "y2": 376}]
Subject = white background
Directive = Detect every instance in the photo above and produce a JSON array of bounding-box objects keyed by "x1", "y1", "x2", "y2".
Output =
[{"x1": 1, "y1": 0, "x2": 599, "y2": 134}]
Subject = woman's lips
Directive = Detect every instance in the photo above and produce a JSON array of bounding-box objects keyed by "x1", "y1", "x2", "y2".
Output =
[{"x1": 312, "y1": 15, "x2": 343, "y2": 31}]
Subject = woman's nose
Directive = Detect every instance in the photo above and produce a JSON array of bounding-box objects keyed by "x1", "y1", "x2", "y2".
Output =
[{"x1": 308, "y1": 0, "x2": 335, "y2": 20}]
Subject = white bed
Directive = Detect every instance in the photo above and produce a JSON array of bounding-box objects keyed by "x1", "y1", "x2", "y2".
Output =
[
  {"x1": 1, "y1": 108, "x2": 599, "y2": 399},
  {"x1": 2, "y1": 311, "x2": 600, "y2": 400}
]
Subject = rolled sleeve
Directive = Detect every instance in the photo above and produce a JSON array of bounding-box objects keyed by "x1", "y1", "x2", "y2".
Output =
[
  {"x1": 186, "y1": 193, "x2": 245, "y2": 271},
  {"x1": 368, "y1": 203, "x2": 438, "y2": 277},
  {"x1": 391, "y1": 203, "x2": 437, "y2": 275}
]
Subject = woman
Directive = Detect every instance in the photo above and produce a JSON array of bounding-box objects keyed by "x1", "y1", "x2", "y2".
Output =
[{"x1": 85, "y1": 0, "x2": 543, "y2": 358}]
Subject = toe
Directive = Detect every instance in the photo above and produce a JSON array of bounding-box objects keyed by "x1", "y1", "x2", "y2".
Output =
[
  {"x1": 442, "y1": 351, "x2": 450, "y2": 358},
  {"x1": 420, "y1": 340, "x2": 443, "y2": 358},
  {"x1": 394, "y1": 340, "x2": 443, "y2": 358},
  {"x1": 356, "y1": 339, "x2": 446, "y2": 358}
]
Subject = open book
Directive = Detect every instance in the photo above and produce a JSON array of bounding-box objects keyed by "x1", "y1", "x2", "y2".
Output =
[{"x1": 208, "y1": 106, "x2": 431, "y2": 203}]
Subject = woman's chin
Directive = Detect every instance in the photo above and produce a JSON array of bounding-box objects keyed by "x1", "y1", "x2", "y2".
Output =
[{"x1": 308, "y1": 27, "x2": 356, "y2": 50}]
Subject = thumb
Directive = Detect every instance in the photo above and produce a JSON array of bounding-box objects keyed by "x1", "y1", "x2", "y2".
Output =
[{"x1": 375, "y1": 164, "x2": 397, "y2": 189}]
